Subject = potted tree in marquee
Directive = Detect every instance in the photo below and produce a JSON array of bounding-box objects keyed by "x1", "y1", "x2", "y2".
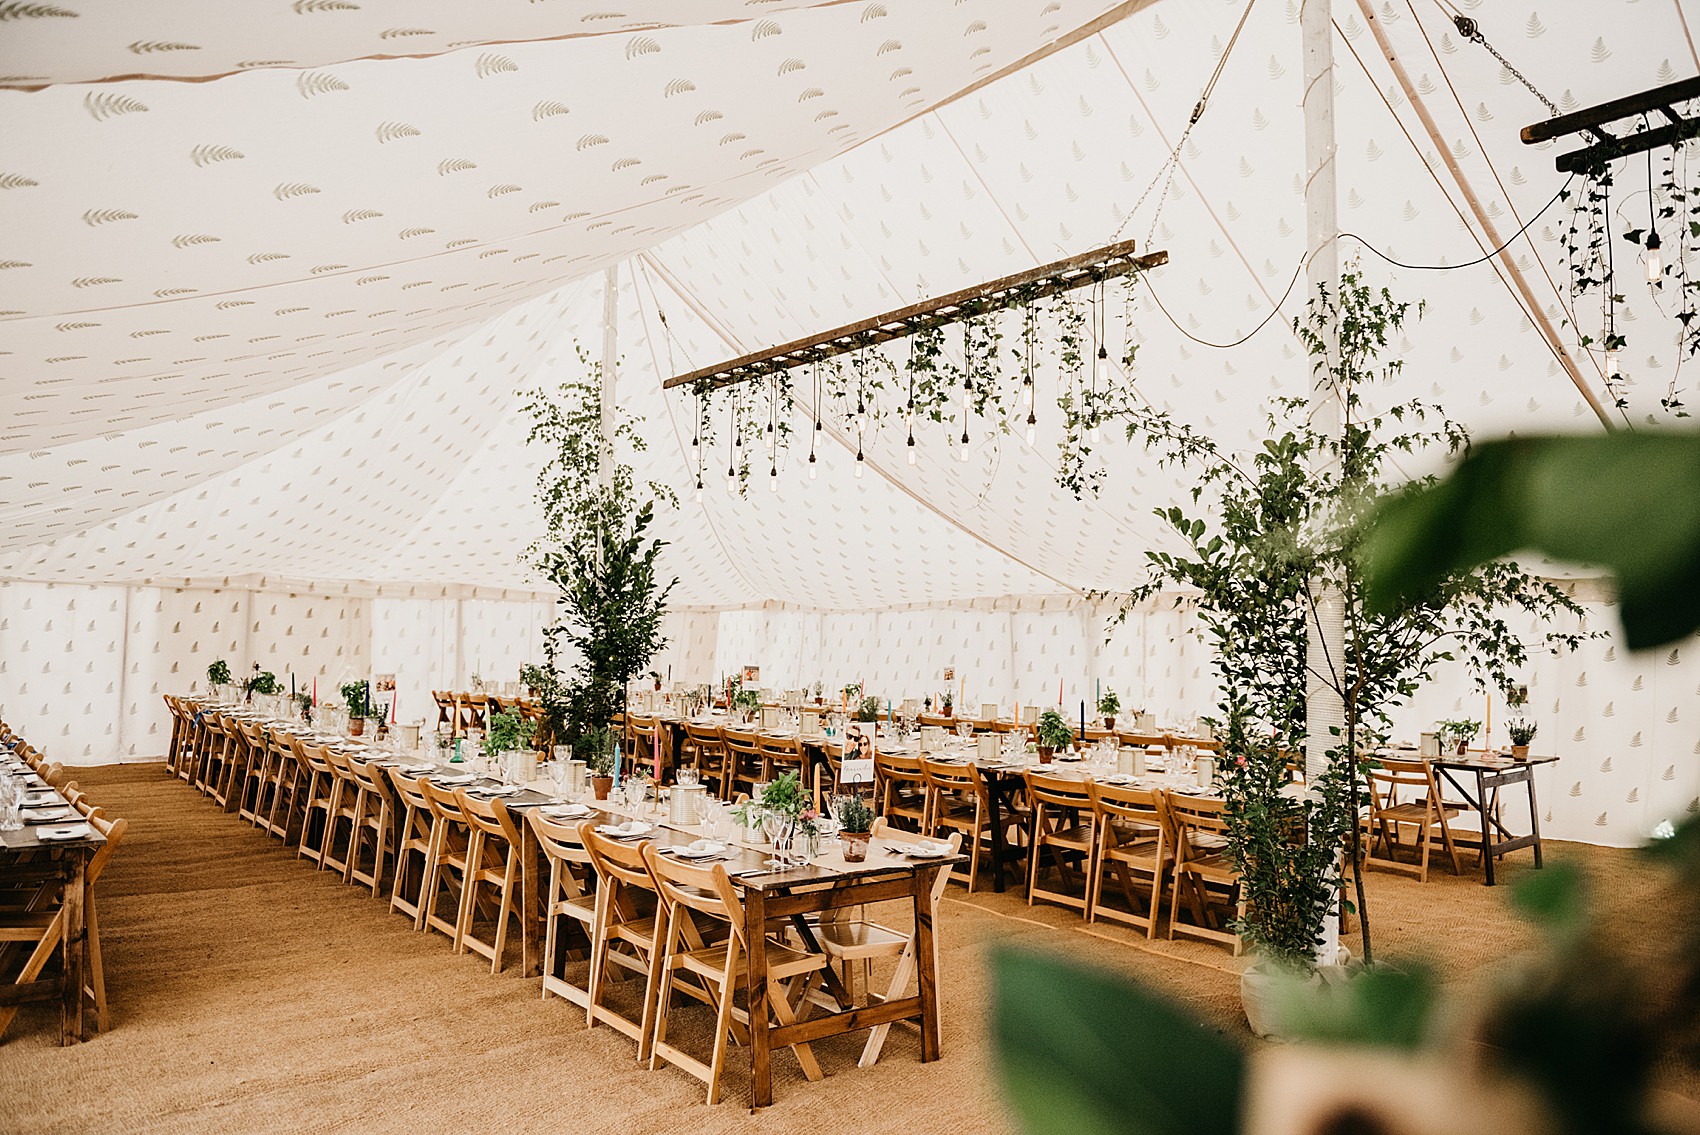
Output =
[
  {"x1": 1055, "y1": 269, "x2": 1593, "y2": 1029},
  {"x1": 522, "y1": 358, "x2": 677, "y2": 772},
  {"x1": 1097, "y1": 688, "x2": 1121, "y2": 731},
  {"x1": 1035, "y1": 709, "x2": 1073, "y2": 763}
]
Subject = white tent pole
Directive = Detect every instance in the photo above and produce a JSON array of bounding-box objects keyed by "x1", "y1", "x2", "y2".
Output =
[
  {"x1": 1302, "y1": 0, "x2": 1346, "y2": 967},
  {"x1": 599, "y1": 264, "x2": 619, "y2": 490}
]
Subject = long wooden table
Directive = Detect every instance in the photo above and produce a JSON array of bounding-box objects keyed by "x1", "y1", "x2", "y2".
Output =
[
  {"x1": 184, "y1": 703, "x2": 960, "y2": 1108},
  {"x1": 0, "y1": 756, "x2": 104, "y2": 1046}
]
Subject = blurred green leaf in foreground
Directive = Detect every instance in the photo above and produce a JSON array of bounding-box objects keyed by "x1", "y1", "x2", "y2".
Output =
[{"x1": 1362, "y1": 431, "x2": 1700, "y2": 650}]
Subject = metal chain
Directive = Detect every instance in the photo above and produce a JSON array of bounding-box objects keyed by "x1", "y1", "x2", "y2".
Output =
[{"x1": 1451, "y1": 16, "x2": 1560, "y2": 118}]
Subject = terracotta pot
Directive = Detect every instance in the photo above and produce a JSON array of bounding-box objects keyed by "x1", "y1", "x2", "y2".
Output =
[
  {"x1": 1037, "y1": 745, "x2": 1055, "y2": 764},
  {"x1": 1103, "y1": 716, "x2": 1116, "y2": 731},
  {"x1": 591, "y1": 775, "x2": 613, "y2": 800},
  {"x1": 349, "y1": 717, "x2": 365, "y2": 737},
  {"x1": 1510, "y1": 745, "x2": 1530, "y2": 761},
  {"x1": 841, "y1": 830, "x2": 871, "y2": 862},
  {"x1": 943, "y1": 706, "x2": 953, "y2": 718},
  {"x1": 1455, "y1": 740, "x2": 1468, "y2": 755}
]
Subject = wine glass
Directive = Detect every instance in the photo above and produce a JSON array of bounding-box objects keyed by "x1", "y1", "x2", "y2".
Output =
[
  {"x1": 956, "y1": 721, "x2": 974, "y2": 745},
  {"x1": 548, "y1": 759, "x2": 568, "y2": 801},
  {"x1": 700, "y1": 798, "x2": 724, "y2": 842}
]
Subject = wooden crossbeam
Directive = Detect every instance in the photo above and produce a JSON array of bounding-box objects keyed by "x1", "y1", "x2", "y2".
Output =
[
  {"x1": 662, "y1": 241, "x2": 1169, "y2": 392},
  {"x1": 1522, "y1": 75, "x2": 1700, "y2": 173}
]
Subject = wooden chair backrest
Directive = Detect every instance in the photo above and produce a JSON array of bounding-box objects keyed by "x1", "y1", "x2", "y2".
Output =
[
  {"x1": 920, "y1": 756, "x2": 981, "y2": 795},
  {"x1": 298, "y1": 741, "x2": 335, "y2": 776},
  {"x1": 1165, "y1": 792, "x2": 1229, "y2": 843},
  {"x1": 386, "y1": 767, "x2": 433, "y2": 814},
  {"x1": 584, "y1": 818, "x2": 663, "y2": 897},
  {"x1": 640, "y1": 843, "x2": 744, "y2": 939},
  {"x1": 419, "y1": 778, "x2": 472, "y2": 824},
  {"x1": 529, "y1": 811, "x2": 592, "y2": 865},
  {"x1": 1118, "y1": 732, "x2": 1169, "y2": 750},
  {"x1": 722, "y1": 728, "x2": 762, "y2": 758},
  {"x1": 346, "y1": 752, "x2": 393, "y2": 799},
  {"x1": 1024, "y1": 769, "x2": 1093, "y2": 809},
  {"x1": 456, "y1": 791, "x2": 523, "y2": 845},
  {"x1": 84, "y1": 812, "x2": 129, "y2": 886},
  {"x1": 874, "y1": 751, "x2": 924, "y2": 786},
  {"x1": 870, "y1": 816, "x2": 963, "y2": 854},
  {"x1": 1089, "y1": 780, "x2": 1166, "y2": 825},
  {"x1": 757, "y1": 734, "x2": 801, "y2": 759}
]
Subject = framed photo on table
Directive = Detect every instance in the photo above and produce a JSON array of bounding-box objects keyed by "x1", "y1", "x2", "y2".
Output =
[{"x1": 841, "y1": 721, "x2": 876, "y2": 785}]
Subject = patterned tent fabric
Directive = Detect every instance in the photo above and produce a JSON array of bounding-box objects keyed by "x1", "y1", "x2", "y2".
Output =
[{"x1": 0, "y1": 0, "x2": 1695, "y2": 844}]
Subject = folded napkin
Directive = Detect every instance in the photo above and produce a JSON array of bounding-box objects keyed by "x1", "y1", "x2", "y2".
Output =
[
  {"x1": 467, "y1": 785, "x2": 523, "y2": 797},
  {"x1": 429, "y1": 773, "x2": 476, "y2": 786},
  {"x1": 36, "y1": 823, "x2": 92, "y2": 841},
  {"x1": 596, "y1": 821, "x2": 651, "y2": 839},
  {"x1": 540, "y1": 803, "x2": 591, "y2": 818},
  {"x1": 666, "y1": 840, "x2": 726, "y2": 859}
]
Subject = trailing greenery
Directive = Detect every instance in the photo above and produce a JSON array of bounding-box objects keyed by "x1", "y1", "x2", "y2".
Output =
[
  {"x1": 1035, "y1": 709, "x2": 1074, "y2": 751},
  {"x1": 524, "y1": 360, "x2": 677, "y2": 750},
  {"x1": 483, "y1": 710, "x2": 537, "y2": 756},
  {"x1": 835, "y1": 793, "x2": 874, "y2": 833},
  {"x1": 1057, "y1": 268, "x2": 1592, "y2": 967},
  {"x1": 206, "y1": 659, "x2": 231, "y2": 687}
]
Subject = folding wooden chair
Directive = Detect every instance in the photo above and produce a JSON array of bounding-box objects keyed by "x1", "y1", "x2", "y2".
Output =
[
  {"x1": 1023, "y1": 771, "x2": 1097, "y2": 916},
  {"x1": 1086, "y1": 781, "x2": 1171, "y2": 936},
  {"x1": 530, "y1": 811, "x2": 599, "y2": 1009},
  {"x1": 874, "y1": 751, "x2": 928, "y2": 834},
  {"x1": 1165, "y1": 793, "x2": 1243, "y2": 955},
  {"x1": 453, "y1": 791, "x2": 524, "y2": 972},
  {"x1": 580, "y1": 823, "x2": 665, "y2": 1059},
  {"x1": 1362, "y1": 756, "x2": 1462, "y2": 882},
  {"x1": 642, "y1": 842, "x2": 825, "y2": 1103}
]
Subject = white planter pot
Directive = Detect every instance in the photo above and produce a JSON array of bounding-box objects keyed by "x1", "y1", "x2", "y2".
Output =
[{"x1": 1241, "y1": 949, "x2": 1356, "y2": 1040}]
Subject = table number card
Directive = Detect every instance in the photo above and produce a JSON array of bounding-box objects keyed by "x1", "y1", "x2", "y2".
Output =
[{"x1": 841, "y1": 722, "x2": 875, "y2": 784}]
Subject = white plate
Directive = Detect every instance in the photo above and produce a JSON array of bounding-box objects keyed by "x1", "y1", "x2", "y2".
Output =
[
  {"x1": 36, "y1": 824, "x2": 92, "y2": 841},
  {"x1": 540, "y1": 804, "x2": 591, "y2": 818},
  {"x1": 596, "y1": 822, "x2": 651, "y2": 839},
  {"x1": 430, "y1": 773, "x2": 476, "y2": 786},
  {"x1": 670, "y1": 841, "x2": 726, "y2": 860}
]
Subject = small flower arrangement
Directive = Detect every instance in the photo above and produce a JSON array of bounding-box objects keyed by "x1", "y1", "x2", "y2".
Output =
[{"x1": 1507, "y1": 719, "x2": 1537, "y2": 747}]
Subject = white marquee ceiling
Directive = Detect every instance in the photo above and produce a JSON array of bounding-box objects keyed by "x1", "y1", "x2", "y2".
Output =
[{"x1": 1, "y1": 0, "x2": 1692, "y2": 607}]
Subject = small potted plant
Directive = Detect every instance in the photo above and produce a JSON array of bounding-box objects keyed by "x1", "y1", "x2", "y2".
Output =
[
  {"x1": 1438, "y1": 718, "x2": 1481, "y2": 756},
  {"x1": 340, "y1": 681, "x2": 372, "y2": 736},
  {"x1": 294, "y1": 690, "x2": 314, "y2": 725},
  {"x1": 1098, "y1": 689, "x2": 1121, "y2": 731},
  {"x1": 1036, "y1": 709, "x2": 1073, "y2": 763},
  {"x1": 941, "y1": 690, "x2": 954, "y2": 718},
  {"x1": 836, "y1": 793, "x2": 874, "y2": 862},
  {"x1": 731, "y1": 681, "x2": 762, "y2": 724},
  {"x1": 578, "y1": 727, "x2": 615, "y2": 799},
  {"x1": 1507, "y1": 719, "x2": 1537, "y2": 760},
  {"x1": 206, "y1": 659, "x2": 231, "y2": 696},
  {"x1": 812, "y1": 681, "x2": 825, "y2": 705},
  {"x1": 484, "y1": 710, "x2": 537, "y2": 776},
  {"x1": 855, "y1": 695, "x2": 881, "y2": 723},
  {"x1": 758, "y1": 771, "x2": 818, "y2": 861}
]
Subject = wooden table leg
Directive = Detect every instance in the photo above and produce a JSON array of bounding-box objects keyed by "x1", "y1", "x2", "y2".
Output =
[
  {"x1": 745, "y1": 885, "x2": 772, "y2": 1109},
  {"x1": 913, "y1": 865, "x2": 941, "y2": 1062},
  {"x1": 987, "y1": 775, "x2": 1008, "y2": 893},
  {"x1": 61, "y1": 851, "x2": 87, "y2": 1045},
  {"x1": 1476, "y1": 771, "x2": 1496, "y2": 886},
  {"x1": 521, "y1": 822, "x2": 542, "y2": 977},
  {"x1": 1527, "y1": 775, "x2": 1544, "y2": 869}
]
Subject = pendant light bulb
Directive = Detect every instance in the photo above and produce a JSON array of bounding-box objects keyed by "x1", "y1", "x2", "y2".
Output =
[
  {"x1": 1647, "y1": 231, "x2": 1664, "y2": 285},
  {"x1": 906, "y1": 432, "x2": 916, "y2": 465},
  {"x1": 1095, "y1": 344, "x2": 1108, "y2": 385},
  {"x1": 768, "y1": 470, "x2": 778, "y2": 493},
  {"x1": 1022, "y1": 383, "x2": 1034, "y2": 409},
  {"x1": 1605, "y1": 349, "x2": 1620, "y2": 379},
  {"x1": 808, "y1": 450, "x2": 817, "y2": 480},
  {"x1": 694, "y1": 478, "x2": 703, "y2": 504},
  {"x1": 854, "y1": 448, "x2": 865, "y2": 479}
]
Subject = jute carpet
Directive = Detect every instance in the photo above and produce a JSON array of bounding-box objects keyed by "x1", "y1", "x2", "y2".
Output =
[{"x1": 0, "y1": 763, "x2": 1674, "y2": 1134}]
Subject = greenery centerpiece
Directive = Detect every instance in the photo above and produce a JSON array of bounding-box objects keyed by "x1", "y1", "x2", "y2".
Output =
[
  {"x1": 484, "y1": 710, "x2": 538, "y2": 760},
  {"x1": 523, "y1": 358, "x2": 677, "y2": 762},
  {"x1": 855, "y1": 695, "x2": 881, "y2": 723},
  {"x1": 1034, "y1": 708, "x2": 1073, "y2": 761},
  {"x1": 758, "y1": 770, "x2": 819, "y2": 862},
  {"x1": 206, "y1": 659, "x2": 231, "y2": 694},
  {"x1": 1097, "y1": 688, "x2": 1121, "y2": 730},
  {"x1": 836, "y1": 793, "x2": 875, "y2": 862},
  {"x1": 1438, "y1": 717, "x2": 1482, "y2": 756},
  {"x1": 728, "y1": 677, "x2": 762, "y2": 721},
  {"x1": 340, "y1": 680, "x2": 382, "y2": 737},
  {"x1": 1057, "y1": 270, "x2": 1591, "y2": 982}
]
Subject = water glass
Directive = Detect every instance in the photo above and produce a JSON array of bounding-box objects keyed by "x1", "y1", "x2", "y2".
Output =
[
  {"x1": 956, "y1": 721, "x2": 974, "y2": 744},
  {"x1": 0, "y1": 779, "x2": 21, "y2": 832}
]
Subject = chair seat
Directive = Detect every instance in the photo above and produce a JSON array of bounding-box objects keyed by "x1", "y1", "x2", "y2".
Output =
[
  {"x1": 816, "y1": 919, "x2": 907, "y2": 960},
  {"x1": 673, "y1": 939, "x2": 824, "y2": 983},
  {"x1": 1380, "y1": 801, "x2": 1461, "y2": 823},
  {"x1": 1043, "y1": 825, "x2": 1094, "y2": 849}
]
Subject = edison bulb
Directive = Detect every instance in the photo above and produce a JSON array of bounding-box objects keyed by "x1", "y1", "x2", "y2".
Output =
[
  {"x1": 1025, "y1": 423, "x2": 1036, "y2": 445},
  {"x1": 854, "y1": 461, "x2": 864, "y2": 479},
  {"x1": 907, "y1": 446, "x2": 917, "y2": 466},
  {"x1": 1648, "y1": 250, "x2": 1664, "y2": 284}
]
